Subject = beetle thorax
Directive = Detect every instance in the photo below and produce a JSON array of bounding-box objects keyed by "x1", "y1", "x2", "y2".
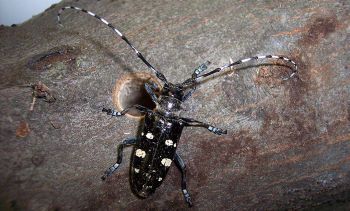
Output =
[{"x1": 157, "y1": 96, "x2": 182, "y2": 116}]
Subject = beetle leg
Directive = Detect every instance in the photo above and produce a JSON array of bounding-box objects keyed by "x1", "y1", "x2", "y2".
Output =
[
  {"x1": 181, "y1": 117, "x2": 227, "y2": 135},
  {"x1": 181, "y1": 61, "x2": 211, "y2": 101},
  {"x1": 102, "y1": 105, "x2": 152, "y2": 117},
  {"x1": 144, "y1": 83, "x2": 159, "y2": 103},
  {"x1": 182, "y1": 86, "x2": 196, "y2": 101},
  {"x1": 146, "y1": 81, "x2": 160, "y2": 91},
  {"x1": 101, "y1": 137, "x2": 138, "y2": 180},
  {"x1": 174, "y1": 153, "x2": 193, "y2": 207}
]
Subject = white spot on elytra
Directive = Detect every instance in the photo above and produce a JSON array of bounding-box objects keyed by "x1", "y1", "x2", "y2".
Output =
[
  {"x1": 146, "y1": 132, "x2": 154, "y2": 139},
  {"x1": 158, "y1": 177, "x2": 162, "y2": 181},
  {"x1": 141, "y1": 132, "x2": 144, "y2": 136},
  {"x1": 134, "y1": 168, "x2": 140, "y2": 173},
  {"x1": 135, "y1": 149, "x2": 146, "y2": 158},
  {"x1": 174, "y1": 143, "x2": 177, "y2": 147},
  {"x1": 165, "y1": 139, "x2": 173, "y2": 146},
  {"x1": 161, "y1": 158, "x2": 172, "y2": 167}
]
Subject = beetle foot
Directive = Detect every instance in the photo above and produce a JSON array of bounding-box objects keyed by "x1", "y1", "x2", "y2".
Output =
[
  {"x1": 101, "y1": 174, "x2": 107, "y2": 180},
  {"x1": 182, "y1": 189, "x2": 193, "y2": 207},
  {"x1": 214, "y1": 128, "x2": 227, "y2": 135},
  {"x1": 102, "y1": 107, "x2": 112, "y2": 114},
  {"x1": 186, "y1": 197, "x2": 193, "y2": 207},
  {"x1": 102, "y1": 107, "x2": 122, "y2": 117},
  {"x1": 101, "y1": 163, "x2": 120, "y2": 180},
  {"x1": 208, "y1": 126, "x2": 227, "y2": 135}
]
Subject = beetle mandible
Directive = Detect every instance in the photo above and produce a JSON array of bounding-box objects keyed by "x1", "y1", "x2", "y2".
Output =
[{"x1": 57, "y1": 6, "x2": 298, "y2": 207}]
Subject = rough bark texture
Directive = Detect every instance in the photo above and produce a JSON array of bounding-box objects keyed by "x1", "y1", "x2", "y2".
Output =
[{"x1": 0, "y1": 0, "x2": 349, "y2": 210}]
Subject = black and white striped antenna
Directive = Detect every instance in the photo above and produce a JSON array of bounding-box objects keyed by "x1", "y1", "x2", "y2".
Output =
[{"x1": 57, "y1": 6, "x2": 169, "y2": 85}]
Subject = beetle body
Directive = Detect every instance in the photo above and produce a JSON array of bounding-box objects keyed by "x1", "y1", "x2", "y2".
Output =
[
  {"x1": 130, "y1": 111, "x2": 183, "y2": 198},
  {"x1": 57, "y1": 6, "x2": 298, "y2": 207}
]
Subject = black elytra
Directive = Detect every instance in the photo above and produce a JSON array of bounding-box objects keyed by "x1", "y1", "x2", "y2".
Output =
[{"x1": 57, "y1": 6, "x2": 298, "y2": 207}]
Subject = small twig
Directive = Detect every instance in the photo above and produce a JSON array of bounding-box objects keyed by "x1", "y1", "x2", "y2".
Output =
[
  {"x1": 29, "y1": 96, "x2": 37, "y2": 111},
  {"x1": 25, "y1": 81, "x2": 56, "y2": 112},
  {"x1": 31, "y1": 81, "x2": 56, "y2": 103}
]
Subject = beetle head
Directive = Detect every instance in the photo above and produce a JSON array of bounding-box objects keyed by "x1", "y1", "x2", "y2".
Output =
[
  {"x1": 161, "y1": 83, "x2": 185, "y2": 101},
  {"x1": 144, "y1": 80, "x2": 196, "y2": 116}
]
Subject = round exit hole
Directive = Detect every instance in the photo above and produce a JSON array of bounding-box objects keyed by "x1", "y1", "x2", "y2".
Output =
[{"x1": 112, "y1": 72, "x2": 161, "y2": 118}]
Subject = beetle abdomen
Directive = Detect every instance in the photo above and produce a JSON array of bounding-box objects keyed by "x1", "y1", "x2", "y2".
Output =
[
  {"x1": 130, "y1": 113, "x2": 183, "y2": 198},
  {"x1": 130, "y1": 145, "x2": 174, "y2": 198}
]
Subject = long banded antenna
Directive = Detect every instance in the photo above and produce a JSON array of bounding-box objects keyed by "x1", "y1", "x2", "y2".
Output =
[
  {"x1": 57, "y1": 6, "x2": 168, "y2": 84},
  {"x1": 195, "y1": 55, "x2": 297, "y2": 80}
]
